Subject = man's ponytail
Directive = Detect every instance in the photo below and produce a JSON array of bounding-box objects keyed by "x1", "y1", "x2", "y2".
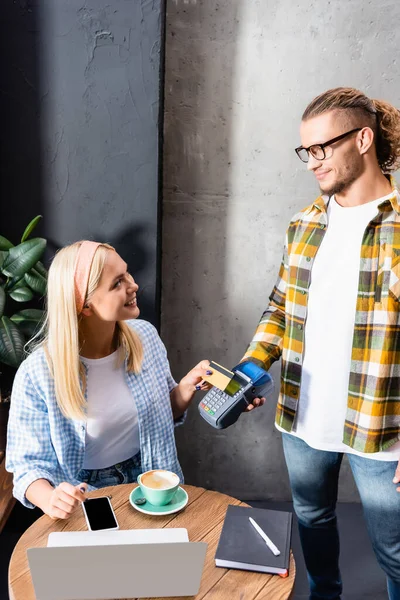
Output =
[{"x1": 372, "y1": 99, "x2": 400, "y2": 172}]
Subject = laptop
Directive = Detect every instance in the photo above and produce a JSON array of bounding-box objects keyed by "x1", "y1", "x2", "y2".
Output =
[{"x1": 27, "y1": 529, "x2": 207, "y2": 599}]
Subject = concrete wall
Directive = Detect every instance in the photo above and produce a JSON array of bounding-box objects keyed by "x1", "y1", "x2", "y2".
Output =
[
  {"x1": 0, "y1": 0, "x2": 163, "y2": 324},
  {"x1": 162, "y1": 0, "x2": 400, "y2": 501}
]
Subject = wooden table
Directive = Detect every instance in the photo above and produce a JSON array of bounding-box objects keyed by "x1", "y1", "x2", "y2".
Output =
[{"x1": 9, "y1": 484, "x2": 295, "y2": 600}]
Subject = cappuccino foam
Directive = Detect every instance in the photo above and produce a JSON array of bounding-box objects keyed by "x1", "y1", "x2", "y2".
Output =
[{"x1": 141, "y1": 470, "x2": 178, "y2": 490}]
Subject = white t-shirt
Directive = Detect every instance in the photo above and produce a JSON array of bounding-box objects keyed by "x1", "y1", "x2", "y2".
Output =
[
  {"x1": 81, "y1": 350, "x2": 140, "y2": 469},
  {"x1": 277, "y1": 192, "x2": 400, "y2": 460}
]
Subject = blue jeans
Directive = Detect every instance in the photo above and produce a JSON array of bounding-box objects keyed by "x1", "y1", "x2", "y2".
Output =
[
  {"x1": 77, "y1": 452, "x2": 142, "y2": 488},
  {"x1": 282, "y1": 433, "x2": 400, "y2": 600}
]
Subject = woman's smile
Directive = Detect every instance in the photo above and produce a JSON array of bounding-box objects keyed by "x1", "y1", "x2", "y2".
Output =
[{"x1": 124, "y1": 296, "x2": 137, "y2": 308}]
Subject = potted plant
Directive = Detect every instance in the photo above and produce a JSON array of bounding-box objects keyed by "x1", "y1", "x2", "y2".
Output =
[{"x1": 0, "y1": 216, "x2": 47, "y2": 451}]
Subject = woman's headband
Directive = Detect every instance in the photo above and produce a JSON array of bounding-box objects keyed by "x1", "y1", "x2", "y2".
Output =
[{"x1": 74, "y1": 241, "x2": 102, "y2": 314}]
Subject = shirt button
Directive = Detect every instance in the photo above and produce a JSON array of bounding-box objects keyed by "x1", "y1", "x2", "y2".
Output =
[
  {"x1": 319, "y1": 224, "x2": 325, "y2": 229},
  {"x1": 295, "y1": 357, "x2": 300, "y2": 362},
  {"x1": 306, "y1": 257, "x2": 311, "y2": 262},
  {"x1": 81, "y1": 426, "x2": 85, "y2": 431},
  {"x1": 297, "y1": 324, "x2": 302, "y2": 330},
  {"x1": 292, "y1": 389, "x2": 298, "y2": 396},
  {"x1": 300, "y1": 290, "x2": 306, "y2": 295}
]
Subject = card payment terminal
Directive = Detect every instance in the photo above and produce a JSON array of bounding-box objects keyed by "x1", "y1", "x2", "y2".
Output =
[{"x1": 198, "y1": 361, "x2": 274, "y2": 429}]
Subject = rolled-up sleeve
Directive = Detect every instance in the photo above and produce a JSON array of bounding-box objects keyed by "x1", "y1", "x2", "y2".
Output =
[
  {"x1": 6, "y1": 364, "x2": 57, "y2": 508},
  {"x1": 157, "y1": 335, "x2": 186, "y2": 427}
]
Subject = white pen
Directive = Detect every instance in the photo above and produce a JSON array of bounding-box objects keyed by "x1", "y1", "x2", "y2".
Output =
[{"x1": 249, "y1": 517, "x2": 281, "y2": 556}]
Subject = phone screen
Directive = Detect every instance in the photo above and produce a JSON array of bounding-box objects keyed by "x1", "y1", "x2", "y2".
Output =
[{"x1": 83, "y1": 497, "x2": 118, "y2": 531}]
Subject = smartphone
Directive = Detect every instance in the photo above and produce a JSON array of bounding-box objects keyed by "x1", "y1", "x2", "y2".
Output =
[{"x1": 81, "y1": 496, "x2": 119, "y2": 531}]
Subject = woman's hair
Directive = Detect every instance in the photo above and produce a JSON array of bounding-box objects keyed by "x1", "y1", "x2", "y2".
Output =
[
  {"x1": 32, "y1": 241, "x2": 143, "y2": 420},
  {"x1": 302, "y1": 87, "x2": 400, "y2": 172}
]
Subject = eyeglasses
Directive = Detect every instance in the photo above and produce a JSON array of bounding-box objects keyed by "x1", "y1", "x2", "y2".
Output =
[{"x1": 295, "y1": 128, "x2": 362, "y2": 163}]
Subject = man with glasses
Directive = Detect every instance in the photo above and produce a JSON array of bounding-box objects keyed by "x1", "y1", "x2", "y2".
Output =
[{"x1": 242, "y1": 87, "x2": 400, "y2": 600}]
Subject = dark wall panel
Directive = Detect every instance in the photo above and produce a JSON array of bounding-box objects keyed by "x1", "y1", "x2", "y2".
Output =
[{"x1": 0, "y1": 0, "x2": 163, "y2": 325}]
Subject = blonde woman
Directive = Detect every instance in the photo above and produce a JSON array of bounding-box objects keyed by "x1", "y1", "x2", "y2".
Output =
[{"x1": 6, "y1": 241, "x2": 211, "y2": 520}]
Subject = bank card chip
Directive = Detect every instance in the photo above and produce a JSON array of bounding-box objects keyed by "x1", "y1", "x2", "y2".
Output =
[{"x1": 203, "y1": 361, "x2": 234, "y2": 392}]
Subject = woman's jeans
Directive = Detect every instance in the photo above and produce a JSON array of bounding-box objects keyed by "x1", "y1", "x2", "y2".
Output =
[
  {"x1": 282, "y1": 433, "x2": 400, "y2": 600},
  {"x1": 77, "y1": 452, "x2": 142, "y2": 488}
]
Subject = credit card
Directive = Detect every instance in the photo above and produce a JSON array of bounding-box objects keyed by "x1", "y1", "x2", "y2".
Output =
[{"x1": 203, "y1": 361, "x2": 234, "y2": 391}]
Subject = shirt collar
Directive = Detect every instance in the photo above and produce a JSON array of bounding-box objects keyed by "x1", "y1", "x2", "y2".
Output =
[
  {"x1": 305, "y1": 175, "x2": 400, "y2": 216},
  {"x1": 385, "y1": 175, "x2": 400, "y2": 215}
]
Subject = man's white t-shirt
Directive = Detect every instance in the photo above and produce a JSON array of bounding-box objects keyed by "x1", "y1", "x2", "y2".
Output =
[
  {"x1": 81, "y1": 350, "x2": 140, "y2": 469},
  {"x1": 276, "y1": 192, "x2": 400, "y2": 460}
]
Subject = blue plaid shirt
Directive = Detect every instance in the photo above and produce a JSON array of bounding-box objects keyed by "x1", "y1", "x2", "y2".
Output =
[{"x1": 6, "y1": 320, "x2": 184, "y2": 508}]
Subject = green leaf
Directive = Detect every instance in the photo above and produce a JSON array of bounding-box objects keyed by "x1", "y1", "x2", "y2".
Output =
[
  {"x1": 0, "y1": 251, "x2": 7, "y2": 269},
  {"x1": 0, "y1": 287, "x2": 5, "y2": 318},
  {"x1": 0, "y1": 236, "x2": 13, "y2": 251},
  {"x1": 34, "y1": 261, "x2": 47, "y2": 277},
  {"x1": 25, "y1": 267, "x2": 47, "y2": 296},
  {"x1": 0, "y1": 316, "x2": 25, "y2": 368},
  {"x1": 21, "y1": 215, "x2": 43, "y2": 243},
  {"x1": 6, "y1": 275, "x2": 25, "y2": 292},
  {"x1": 10, "y1": 308, "x2": 44, "y2": 323},
  {"x1": 9, "y1": 287, "x2": 34, "y2": 302},
  {"x1": 2, "y1": 238, "x2": 46, "y2": 278},
  {"x1": 10, "y1": 309, "x2": 44, "y2": 338}
]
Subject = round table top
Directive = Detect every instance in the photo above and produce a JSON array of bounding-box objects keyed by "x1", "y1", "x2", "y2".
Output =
[{"x1": 9, "y1": 484, "x2": 295, "y2": 600}]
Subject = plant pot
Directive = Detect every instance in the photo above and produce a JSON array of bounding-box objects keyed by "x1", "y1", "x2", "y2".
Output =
[{"x1": 0, "y1": 401, "x2": 10, "y2": 453}]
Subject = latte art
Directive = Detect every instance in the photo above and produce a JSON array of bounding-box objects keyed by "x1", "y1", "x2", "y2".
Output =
[{"x1": 141, "y1": 470, "x2": 179, "y2": 490}]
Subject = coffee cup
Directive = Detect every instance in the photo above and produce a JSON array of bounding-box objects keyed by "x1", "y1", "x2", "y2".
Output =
[{"x1": 137, "y1": 469, "x2": 180, "y2": 506}]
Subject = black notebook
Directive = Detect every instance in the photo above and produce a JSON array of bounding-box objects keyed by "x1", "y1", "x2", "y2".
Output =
[{"x1": 215, "y1": 505, "x2": 292, "y2": 575}]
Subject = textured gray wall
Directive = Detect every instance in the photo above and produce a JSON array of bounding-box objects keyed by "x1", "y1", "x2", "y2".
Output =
[
  {"x1": 1, "y1": 0, "x2": 163, "y2": 324},
  {"x1": 162, "y1": 0, "x2": 400, "y2": 501}
]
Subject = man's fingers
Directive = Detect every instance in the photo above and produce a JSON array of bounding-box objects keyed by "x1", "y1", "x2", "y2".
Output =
[{"x1": 244, "y1": 396, "x2": 267, "y2": 412}]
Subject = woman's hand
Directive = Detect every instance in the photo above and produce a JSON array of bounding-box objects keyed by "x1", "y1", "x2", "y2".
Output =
[
  {"x1": 46, "y1": 482, "x2": 88, "y2": 520},
  {"x1": 170, "y1": 360, "x2": 213, "y2": 419},
  {"x1": 179, "y1": 360, "x2": 213, "y2": 403}
]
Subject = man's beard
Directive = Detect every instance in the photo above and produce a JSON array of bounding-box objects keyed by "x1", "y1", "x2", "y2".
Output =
[{"x1": 319, "y1": 154, "x2": 363, "y2": 197}]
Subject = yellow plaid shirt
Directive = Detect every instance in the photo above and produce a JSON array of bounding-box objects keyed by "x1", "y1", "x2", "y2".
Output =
[{"x1": 244, "y1": 176, "x2": 400, "y2": 453}]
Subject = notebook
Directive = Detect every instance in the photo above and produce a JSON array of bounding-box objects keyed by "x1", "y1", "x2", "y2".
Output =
[{"x1": 215, "y1": 504, "x2": 292, "y2": 575}]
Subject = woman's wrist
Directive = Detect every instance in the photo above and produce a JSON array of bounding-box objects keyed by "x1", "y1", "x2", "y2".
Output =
[
  {"x1": 170, "y1": 382, "x2": 193, "y2": 419},
  {"x1": 170, "y1": 360, "x2": 211, "y2": 418},
  {"x1": 26, "y1": 479, "x2": 55, "y2": 514},
  {"x1": 177, "y1": 378, "x2": 195, "y2": 404}
]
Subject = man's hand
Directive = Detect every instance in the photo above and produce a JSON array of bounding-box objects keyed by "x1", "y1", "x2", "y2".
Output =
[
  {"x1": 46, "y1": 482, "x2": 88, "y2": 519},
  {"x1": 393, "y1": 461, "x2": 400, "y2": 492},
  {"x1": 244, "y1": 396, "x2": 266, "y2": 412}
]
